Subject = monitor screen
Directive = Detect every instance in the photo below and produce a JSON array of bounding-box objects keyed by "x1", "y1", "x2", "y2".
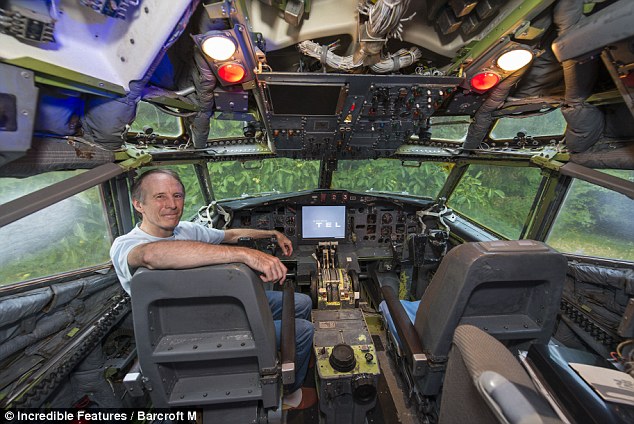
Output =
[
  {"x1": 267, "y1": 83, "x2": 344, "y2": 116},
  {"x1": 301, "y1": 206, "x2": 346, "y2": 239}
]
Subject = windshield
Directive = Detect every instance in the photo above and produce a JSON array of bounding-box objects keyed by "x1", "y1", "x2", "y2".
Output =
[
  {"x1": 332, "y1": 159, "x2": 451, "y2": 198},
  {"x1": 208, "y1": 158, "x2": 320, "y2": 199},
  {"x1": 490, "y1": 109, "x2": 566, "y2": 140},
  {"x1": 129, "y1": 101, "x2": 182, "y2": 137},
  {"x1": 429, "y1": 115, "x2": 470, "y2": 142}
]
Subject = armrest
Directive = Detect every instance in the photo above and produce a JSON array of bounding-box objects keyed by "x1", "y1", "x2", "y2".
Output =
[
  {"x1": 381, "y1": 285, "x2": 427, "y2": 376},
  {"x1": 477, "y1": 371, "x2": 545, "y2": 424},
  {"x1": 281, "y1": 281, "x2": 296, "y2": 385},
  {"x1": 123, "y1": 359, "x2": 145, "y2": 398}
]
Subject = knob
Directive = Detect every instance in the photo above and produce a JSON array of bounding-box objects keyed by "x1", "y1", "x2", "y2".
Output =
[{"x1": 329, "y1": 343, "x2": 356, "y2": 372}]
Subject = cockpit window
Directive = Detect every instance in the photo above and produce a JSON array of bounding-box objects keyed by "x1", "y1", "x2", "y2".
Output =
[
  {"x1": 0, "y1": 172, "x2": 112, "y2": 286},
  {"x1": 429, "y1": 116, "x2": 470, "y2": 142},
  {"x1": 209, "y1": 119, "x2": 246, "y2": 139},
  {"x1": 208, "y1": 158, "x2": 320, "y2": 200},
  {"x1": 448, "y1": 164, "x2": 542, "y2": 239},
  {"x1": 547, "y1": 170, "x2": 634, "y2": 262},
  {"x1": 0, "y1": 171, "x2": 82, "y2": 205},
  {"x1": 490, "y1": 109, "x2": 566, "y2": 140},
  {"x1": 332, "y1": 159, "x2": 451, "y2": 199},
  {"x1": 129, "y1": 101, "x2": 182, "y2": 137}
]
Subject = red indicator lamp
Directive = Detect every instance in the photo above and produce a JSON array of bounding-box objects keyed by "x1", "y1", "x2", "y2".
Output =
[
  {"x1": 217, "y1": 63, "x2": 246, "y2": 83},
  {"x1": 196, "y1": 28, "x2": 255, "y2": 86},
  {"x1": 470, "y1": 72, "x2": 500, "y2": 91}
]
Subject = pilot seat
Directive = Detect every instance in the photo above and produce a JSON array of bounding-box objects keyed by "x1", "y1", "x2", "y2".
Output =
[
  {"x1": 125, "y1": 263, "x2": 295, "y2": 423},
  {"x1": 379, "y1": 240, "x2": 568, "y2": 418},
  {"x1": 440, "y1": 324, "x2": 563, "y2": 423}
]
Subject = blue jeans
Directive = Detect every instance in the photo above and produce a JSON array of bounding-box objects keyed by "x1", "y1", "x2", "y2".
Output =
[{"x1": 266, "y1": 291, "x2": 314, "y2": 393}]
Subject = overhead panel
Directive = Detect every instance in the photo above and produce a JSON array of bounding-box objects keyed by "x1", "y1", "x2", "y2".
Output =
[{"x1": 257, "y1": 73, "x2": 462, "y2": 160}]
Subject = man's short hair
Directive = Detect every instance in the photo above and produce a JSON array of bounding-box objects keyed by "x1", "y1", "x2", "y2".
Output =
[{"x1": 131, "y1": 169, "x2": 185, "y2": 202}]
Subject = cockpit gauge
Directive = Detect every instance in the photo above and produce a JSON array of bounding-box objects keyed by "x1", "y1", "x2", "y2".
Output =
[{"x1": 381, "y1": 213, "x2": 393, "y2": 224}]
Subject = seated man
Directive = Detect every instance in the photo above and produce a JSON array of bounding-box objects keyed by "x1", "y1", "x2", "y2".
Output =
[{"x1": 110, "y1": 169, "x2": 314, "y2": 407}]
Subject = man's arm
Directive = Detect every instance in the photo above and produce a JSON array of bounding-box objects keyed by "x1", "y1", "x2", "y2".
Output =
[
  {"x1": 223, "y1": 228, "x2": 293, "y2": 256},
  {"x1": 128, "y1": 240, "x2": 288, "y2": 283}
]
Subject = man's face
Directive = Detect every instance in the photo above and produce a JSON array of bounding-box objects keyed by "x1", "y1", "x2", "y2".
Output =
[{"x1": 133, "y1": 173, "x2": 185, "y2": 237}]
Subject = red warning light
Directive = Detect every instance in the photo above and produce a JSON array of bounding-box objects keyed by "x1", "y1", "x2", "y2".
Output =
[
  {"x1": 218, "y1": 63, "x2": 246, "y2": 83},
  {"x1": 470, "y1": 72, "x2": 500, "y2": 91}
]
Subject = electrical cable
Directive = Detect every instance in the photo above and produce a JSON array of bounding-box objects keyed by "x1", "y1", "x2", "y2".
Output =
[
  {"x1": 370, "y1": 47, "x2": 422, "y2": 73},
  {"x1": 297, "y1": 40, "x2": 360, "y2": 71},
  {"x1": 616, "y1": 339, "x2": 634, "y2": 358},
  {"x1": 298, "y1": 0, "x2": 417, "y2": 72},
  {"x1": 149, "y1": 102, "x2": 198, "y2": 118},
  {"x1": 175, "y1": 86, "x2": 196, "y2": 96},
  {"x1": 359, "y1": 0, "x2": 415, "y2": 41}
]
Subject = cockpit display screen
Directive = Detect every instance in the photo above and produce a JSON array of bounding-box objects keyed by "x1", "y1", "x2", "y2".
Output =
[
  {"x1": 301, "y1": 206, "x2": 346, "y2": 240},
  {"x1": 267, "y1": 83, "x2": 344, "y2": 116}
]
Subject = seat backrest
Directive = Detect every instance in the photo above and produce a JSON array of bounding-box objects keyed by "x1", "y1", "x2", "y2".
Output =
[
  {"x1": 439, "y1": 325, "x2": 562, "y2": 424},
  {"x1": 130, "y1": 263, "x2": 279, "y2": 413},
  {"x1": 415, "y1": 240, "x2": 567, "y2": 361}
]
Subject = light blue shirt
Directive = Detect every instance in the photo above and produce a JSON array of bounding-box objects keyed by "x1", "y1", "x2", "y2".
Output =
[{"x1": 110, "y1": 221, "x2": 225, "y2": 294}]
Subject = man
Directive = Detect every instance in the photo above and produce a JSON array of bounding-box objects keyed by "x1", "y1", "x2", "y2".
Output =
[{"x1": 110, "y1": 169, "x2": 314, "y2": 407}]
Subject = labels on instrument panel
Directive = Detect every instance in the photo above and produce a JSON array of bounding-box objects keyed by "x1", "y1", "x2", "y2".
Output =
[{"x1": 319, "y1": 321, "x2": 337, "y2": 329}]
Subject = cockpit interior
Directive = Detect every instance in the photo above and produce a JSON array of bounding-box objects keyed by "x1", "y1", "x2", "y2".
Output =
[{"x1": 1, "y1": 1, "x2": 634, "y2": 423}]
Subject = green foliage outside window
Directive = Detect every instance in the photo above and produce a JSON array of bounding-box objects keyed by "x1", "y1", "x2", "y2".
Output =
[
  {"x1": 0, "y1": 171, "x2": 112, "y2": 286},
  {"x1": 429, "y1": 116, "x2": 470, "y2": 142},
  {"x1": 0, "y1": 171, "x2": 78, "y2": 205},
  {"x1": 449, "y1": 165, "x2": 542, "y2": 239},
  {"x1": 490, "y1": 109, "x2": 566, "y2": 139},
  {"x1": 129, "y1": 101, "x2": 181, "y2": 137},
  {"x1": 547, "y1": 170, "x2": 634, "y2": 261},
  {"x1": 208, "y1": 158, "x2": 320, "y2": 199},
  {"x1": 2, "y1": 158, "x2": 630, "y2": 288},
  {"x1": 209, "y1": 119, "x2": 246, "y2": 138},
  {"x1": 332, "y1": 159, "x2": 451, "y2": 198}
]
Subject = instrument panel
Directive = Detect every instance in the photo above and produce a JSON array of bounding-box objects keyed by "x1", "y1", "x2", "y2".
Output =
[{"x1": 225, "y1": 190, "x2": 424, "y2": 249}]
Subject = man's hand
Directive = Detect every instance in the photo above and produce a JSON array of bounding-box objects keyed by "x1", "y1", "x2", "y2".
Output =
[
  {"x1": 274, "y1": 231, "x2": 293, "y2": 257},
  {"x1": 243, "y1": 248, "x2": 288, "y2": 284}
]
